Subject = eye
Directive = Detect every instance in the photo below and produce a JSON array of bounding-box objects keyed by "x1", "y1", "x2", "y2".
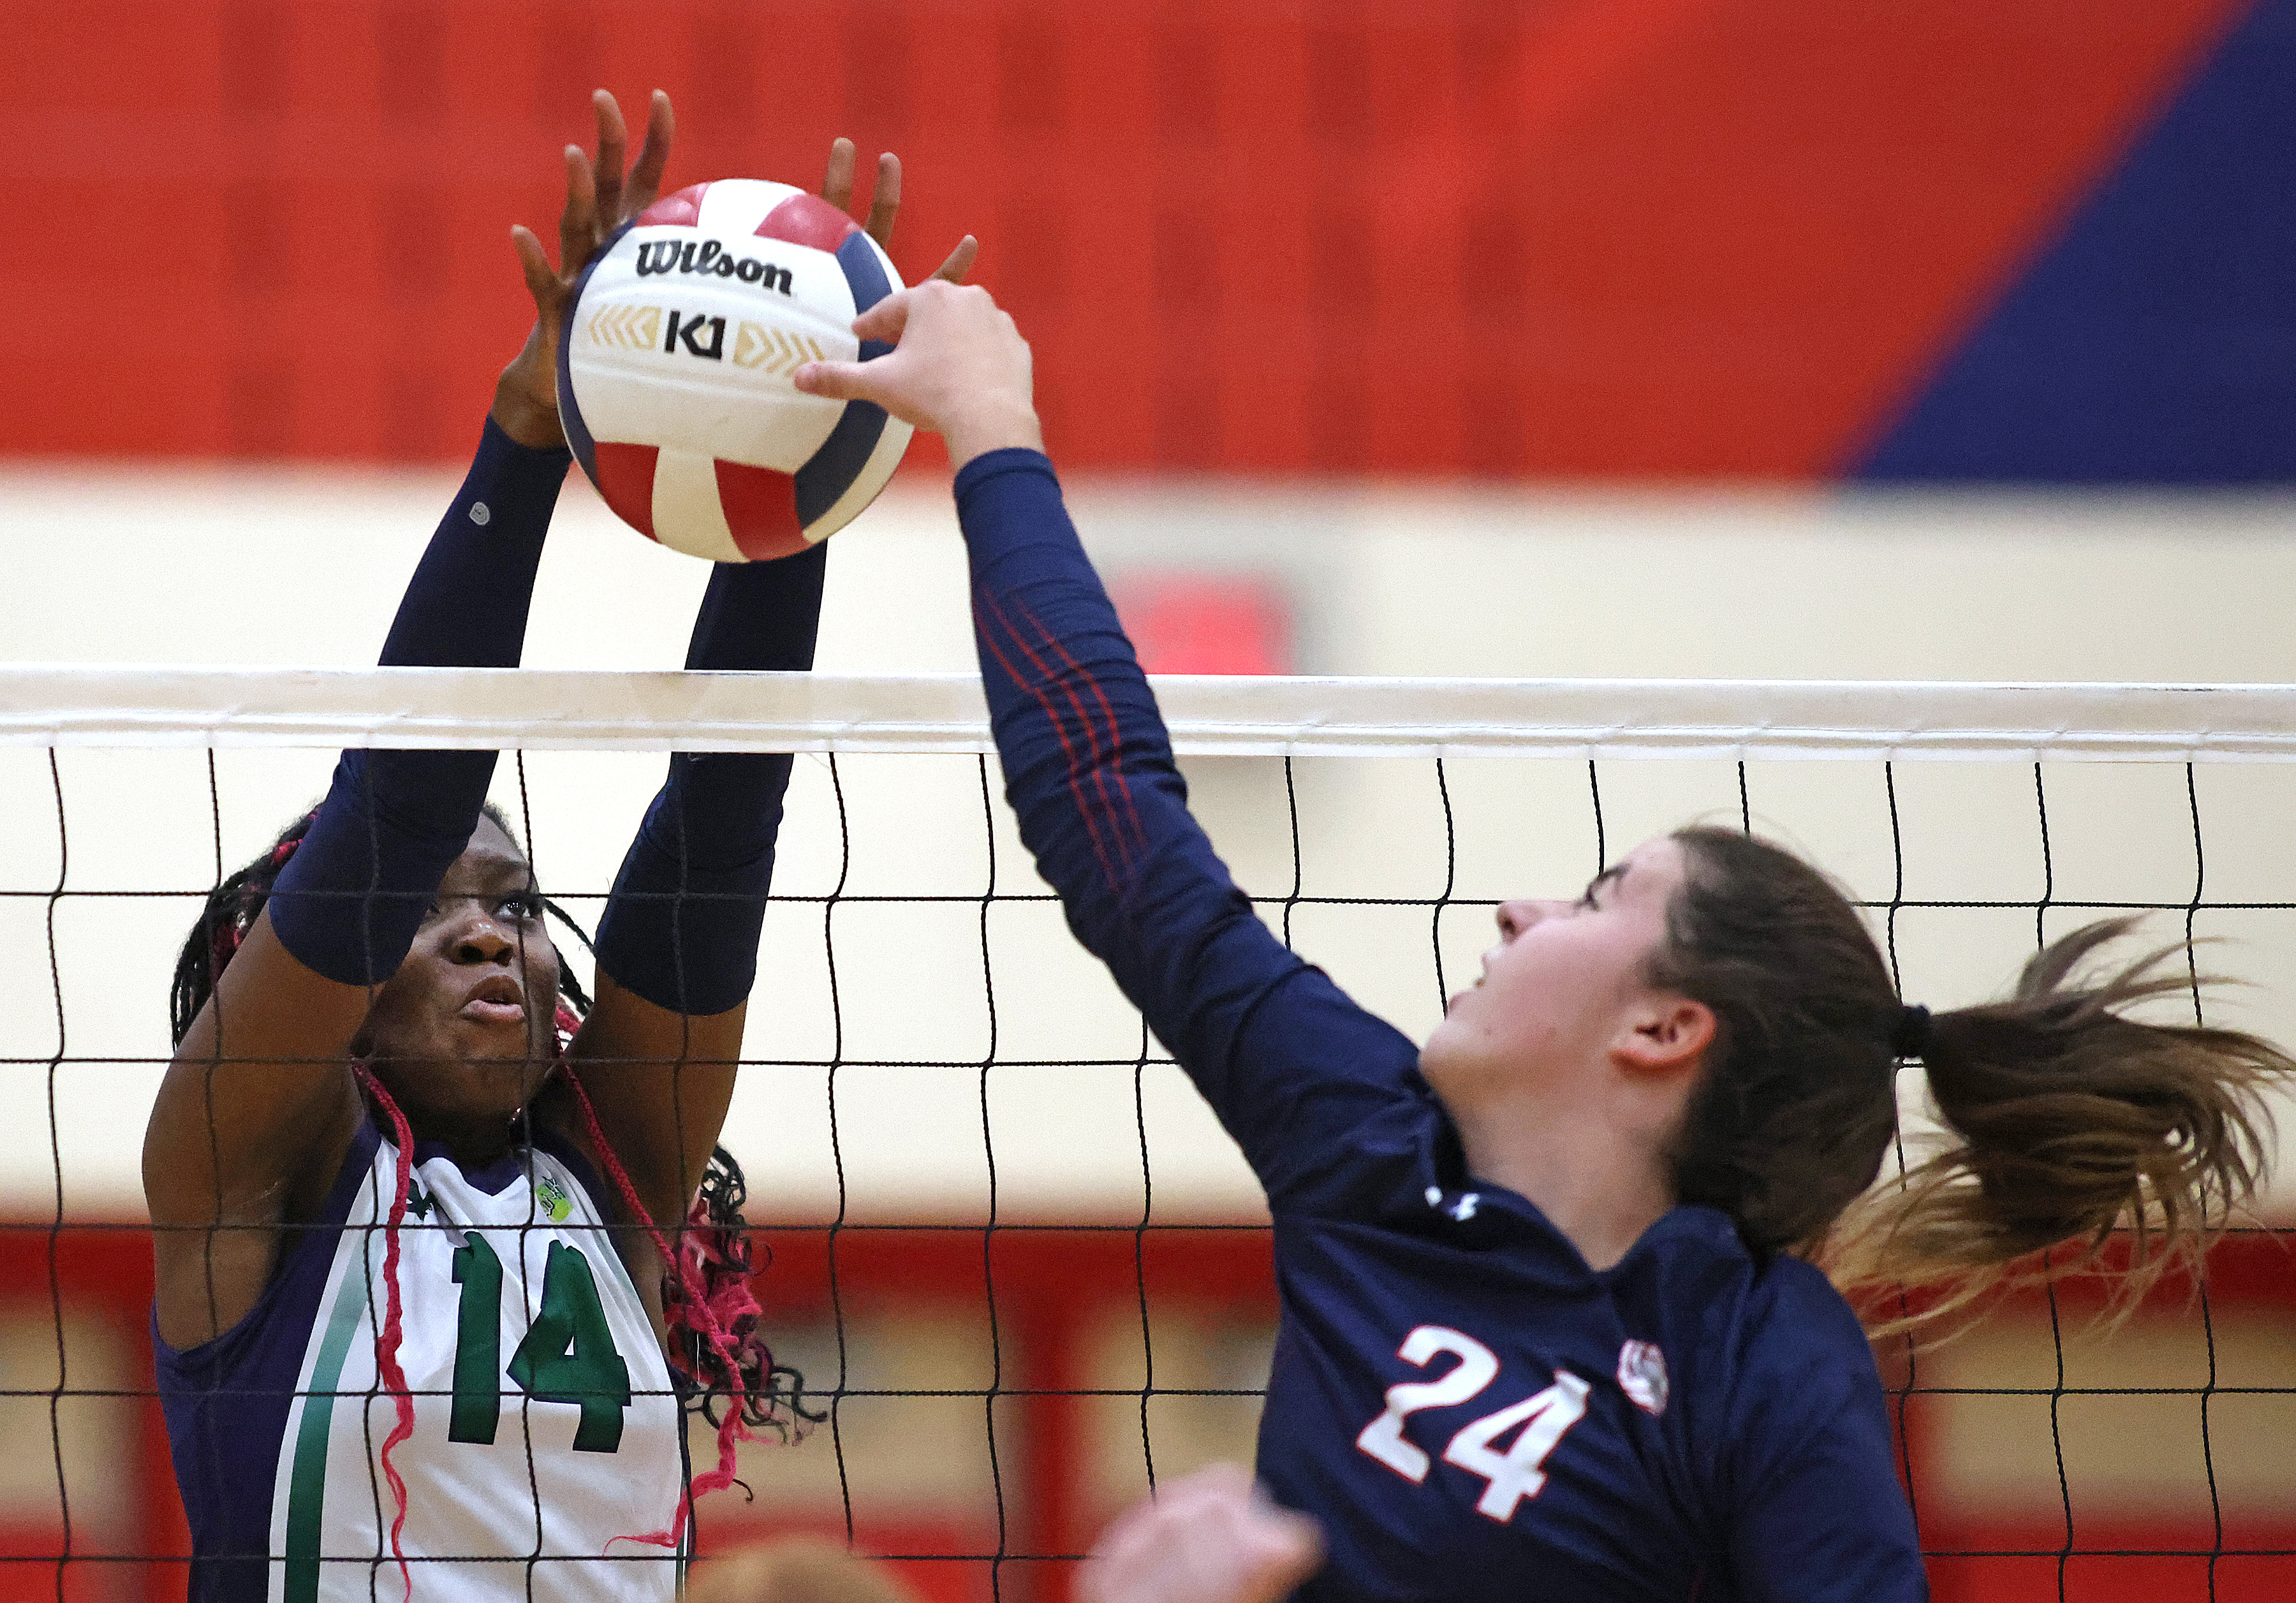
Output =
[{"x1": 501, "y1": 894, "x2": 545, "y2": 921}]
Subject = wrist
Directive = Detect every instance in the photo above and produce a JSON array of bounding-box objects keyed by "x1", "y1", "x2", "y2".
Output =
[
  {"x1": 943, "y1": 399, "x2": 1045, "y2": 472},
  {"x1": 490, "y1": 374, "x2": 565, "y2": 451}
]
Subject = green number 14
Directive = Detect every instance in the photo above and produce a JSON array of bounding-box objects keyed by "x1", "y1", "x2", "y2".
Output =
[{"x1": 448, "y1": 1233, "x2": 631, "y2": 1453}]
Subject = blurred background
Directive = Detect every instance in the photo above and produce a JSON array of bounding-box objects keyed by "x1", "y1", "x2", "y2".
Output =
[{"x1": 4, "y1": 2, "x2": 2296, "y2": 1600}]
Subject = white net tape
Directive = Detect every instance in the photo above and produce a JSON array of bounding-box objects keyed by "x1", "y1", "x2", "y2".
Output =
[{"x1": 8, "y1": 665, "x2": 2296, "y2": 760}]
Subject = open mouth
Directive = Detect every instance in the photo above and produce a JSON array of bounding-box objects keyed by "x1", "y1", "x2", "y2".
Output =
[{"x1": 460, "y1": 976, "x2": 526, "y2": 1027}]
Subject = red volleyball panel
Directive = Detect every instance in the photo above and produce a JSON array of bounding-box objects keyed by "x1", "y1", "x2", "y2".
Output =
[
  {"x1": 637, "y1": 182, "x2": 711, "y2": 229},
  {"x1": 754, "y1": 193, "x2": 859, "y2": 253},
  {"x1": 714, "y1": 458, "x2": 809, "y2": 561},
  {"x1": 589, "y1": 441, "x2": 661, "y2": 541}
]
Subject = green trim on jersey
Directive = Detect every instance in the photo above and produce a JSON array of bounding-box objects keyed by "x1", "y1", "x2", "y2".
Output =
[{"x1": 283, "y1": 1256, "x2": 372, "y2": 1602}]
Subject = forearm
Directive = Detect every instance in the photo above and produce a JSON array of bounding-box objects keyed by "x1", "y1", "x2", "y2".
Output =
[
  {"x1": 269, "y1": 420, "x2": 570, "y2": 983},
  {"x1": 591, "y1": 543, "x2": 828, "y2": 1016},
  {"x1": 959, "y1": 450, "x2": 1295, "y2": 1067}
]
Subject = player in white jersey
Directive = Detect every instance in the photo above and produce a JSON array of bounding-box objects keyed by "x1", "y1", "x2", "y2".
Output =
[{"x1": 146, "y1": 92, "x2": 976, "y2": 1603}]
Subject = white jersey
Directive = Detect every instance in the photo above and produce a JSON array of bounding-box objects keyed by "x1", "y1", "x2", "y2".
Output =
[{"x1": 159, "y1": 1121, "x2": 685, "y2": 1603}]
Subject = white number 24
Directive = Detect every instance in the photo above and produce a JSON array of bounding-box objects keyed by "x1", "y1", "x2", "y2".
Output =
[{"x1": 1354, "y1": 1325, "x2": 1591, "y2": 1523}]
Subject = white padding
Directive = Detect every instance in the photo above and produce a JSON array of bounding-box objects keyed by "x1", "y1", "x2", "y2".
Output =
[{"x1": 9, "y1": 668, "x2": 2296, "y2": 761}]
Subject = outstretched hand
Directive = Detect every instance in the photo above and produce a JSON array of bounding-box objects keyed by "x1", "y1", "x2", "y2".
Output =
[
  {"x1": 794, "y1": 280, "x2": 1043, "y2": 469},
  {"x1": 493, "y1": 92, "x2": 980, "y2": 450},
  {"x1": 1078, "y1": 1465, "x2": 1325, "y2": 1603},
  {"x1": 496, "y1": 90, "x2": 675, "y2": 448}
]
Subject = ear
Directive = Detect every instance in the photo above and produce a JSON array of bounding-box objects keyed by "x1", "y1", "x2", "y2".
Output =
[{"x1": 1612, "y1": 994, "x2": 1714, "y2": 1078}]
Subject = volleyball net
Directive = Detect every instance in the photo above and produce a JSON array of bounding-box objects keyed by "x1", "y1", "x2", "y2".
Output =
[{"x1": 4, "y1": 667, "x2": 2294, "y2": 1603}]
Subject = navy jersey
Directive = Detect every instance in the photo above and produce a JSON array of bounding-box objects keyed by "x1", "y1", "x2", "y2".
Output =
[{"x1": 955, "y1": 450, "x2": 1927, "y2": 1603}]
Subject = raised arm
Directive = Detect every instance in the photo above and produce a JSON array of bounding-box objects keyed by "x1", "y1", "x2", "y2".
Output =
[
  {"x1": 147, "y1": 419, "x2": 573, "y2": 1348},
  {"x1": 144, "y1": 93, "x2": 664, "y2": 1349},
  {"x1": 797, "y1": 285, "x2": 1420, "y2": 1202},
  {"x1": 567, "y1": 546, "x2": 825, "y2": 1231},
  {"x1": 566, "y1": 137, "x2": 982, "y2": 1233}
]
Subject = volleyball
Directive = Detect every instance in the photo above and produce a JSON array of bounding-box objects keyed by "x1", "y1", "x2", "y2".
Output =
[{"x1": 557, "y1": 179, "x2": 913, "y2": 562}]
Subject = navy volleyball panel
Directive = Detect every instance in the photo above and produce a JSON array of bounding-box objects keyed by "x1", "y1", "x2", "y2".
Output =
[
  {"x1": 795, "y1": 232, "x2": 898, "y2": 525},
  {"x1": 1857, "y1": 0, "x2": 2296, "y2": 485},
  {"x1": 556, "y1": 220, "x2": 637, "y2": 487}
]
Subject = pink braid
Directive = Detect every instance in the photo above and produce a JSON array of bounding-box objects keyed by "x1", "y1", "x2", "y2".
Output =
[
  {"x1": 557, "y1": 1065, "x2": 765, "y2": 1550},
  {"x1": 352, "y1": 1064, "x2": 418, "y2": 1602}
]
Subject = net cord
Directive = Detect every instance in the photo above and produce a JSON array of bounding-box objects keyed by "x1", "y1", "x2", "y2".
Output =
[{"x1": 12, "y1": 667, "x2": 2296, "y2": 761}]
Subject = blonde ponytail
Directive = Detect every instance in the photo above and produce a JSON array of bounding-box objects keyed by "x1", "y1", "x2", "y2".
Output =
[{"x1": 1828, "y1": 918, "x2": 2288, "y2": 1335}]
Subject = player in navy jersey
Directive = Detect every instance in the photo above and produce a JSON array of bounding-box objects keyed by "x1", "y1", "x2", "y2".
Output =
[
  {"x1": 797, "y1": 283, "x2": 2293, "y2": 1602},
  {"x1": 147, "y1": 93, "x2": 975, "y2": 1602}
]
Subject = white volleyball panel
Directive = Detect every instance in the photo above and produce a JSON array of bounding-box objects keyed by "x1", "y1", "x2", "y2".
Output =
[
  {"x1": 647, "y1": 450, "x2": 747, "y2": 564},
  {"x1": 690, "y1": 178, "x2": 804, "y2": 231},
  {"x1": 570, "y1": 228, "x2": 858, "y2": 471}
]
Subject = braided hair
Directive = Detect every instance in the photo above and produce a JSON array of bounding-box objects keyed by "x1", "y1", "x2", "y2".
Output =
[{"x1": 172, "y1": 803, "x2": 813, "y2": 1548}]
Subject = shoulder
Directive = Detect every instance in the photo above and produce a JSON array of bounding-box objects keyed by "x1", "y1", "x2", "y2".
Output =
[
  {"x1": 1742, "y1": 1253, "x2": 1872, "y2": 1352},
  {"x1": 1639, "y1": 1218, "x2": 1870, "y2": 1366},
  {"x1": 1713, "y1": 1250, "x2": 1879, "y2": 1403},
  {"x1": 1709, "y1": 1254, "x2": 1890, "y2": 1489},
  {"x1": 1615, "y1": 1218, "x2": 1879, "y2": 1439}
]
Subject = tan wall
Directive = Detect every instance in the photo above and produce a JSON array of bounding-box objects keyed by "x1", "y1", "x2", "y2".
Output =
[{"x1": 4, "y1": 470, "x2": 2296, "y2": 1220}]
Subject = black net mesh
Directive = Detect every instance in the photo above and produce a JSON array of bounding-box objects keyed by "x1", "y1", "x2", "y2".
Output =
[{"x1": 3, "y1": 740, "x2": 2293, "y2": 1603}]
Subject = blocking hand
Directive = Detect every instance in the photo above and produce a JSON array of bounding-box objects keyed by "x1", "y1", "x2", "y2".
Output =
[
  {"x1": 1078, "y1": 1465, "x2": 1325, "y2": 1603},
  {"x1": 793, "y1": 280, "x2": 1043, "y2": 469},
  {"x1": 496, "y1": 90, "x2": 677, "y2": 449}
]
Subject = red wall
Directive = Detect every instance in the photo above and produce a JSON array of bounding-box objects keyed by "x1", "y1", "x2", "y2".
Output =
[
  {"x1": 4, "y1": 1222, "x2": 2290, "y2": 1602},
  {"x1": 1, "y1": 0, "x2": 2248, "y2": 475}
]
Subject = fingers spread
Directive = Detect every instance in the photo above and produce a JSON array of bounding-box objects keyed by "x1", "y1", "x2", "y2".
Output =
[
  {"x1": 864, "y1": 152, "x2": 901, "y2": 249},
  {"x1": 821, "y1": 137, "x2": 857, "y2": 214},
  {"x1": 626, "y1": 90, "x2": 675, "y2": 217},
  {"x1": 557, "y1": 145, "x2": 598, "y2": 278},
  {"x1": 930, "y1": 235, "x2": 980, "y2": 285},
  {"x1": 850, "y1": 289, "x2": 915, "y2": 344},
  {"x1": 511, "y1": 226, "x2": 557, "y2": 301},
  {"x1": 591, "y1": 89, "x2": 628, "y2": 225}
]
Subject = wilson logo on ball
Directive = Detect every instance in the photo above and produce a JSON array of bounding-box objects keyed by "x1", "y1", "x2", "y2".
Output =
[
  {"x1": 557, "y1": 179, "x2": 913, "y2": 564},
  {"x1": 633, "y1": 238, "x2": 795, "y2": 295}
]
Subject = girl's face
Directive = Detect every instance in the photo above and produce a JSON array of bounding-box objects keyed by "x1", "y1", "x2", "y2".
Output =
[
  {"x1": 1420, "y1": 835, "x2": 1689, "y2": 1110},
  {"x1": 358, "y1": 815, "x2": 561, "y2": 1134}
]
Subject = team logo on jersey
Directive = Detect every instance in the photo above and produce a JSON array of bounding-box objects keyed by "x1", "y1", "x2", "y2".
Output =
[
  {"x1": 1617, "y1": 1340, "x2": 1668, "y2": 1416},
  {"x1": 1421, "y1": 1185, "x2": 1481, "y2": 1223},
  {"x1": 535, "y1": 1175, "x2": 573, "y2": 1224}
]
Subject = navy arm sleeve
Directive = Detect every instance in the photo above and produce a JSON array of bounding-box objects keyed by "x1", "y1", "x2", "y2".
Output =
[
  {"x1": 269, "y1": 419, "x2": 570, "y2": 983},
  {"x1": 590, "y1": 541, "x2": 827, "y2": 1015},
  {"x1": 957, "y1": 449, "x2": 1420, "y2": 1206}
]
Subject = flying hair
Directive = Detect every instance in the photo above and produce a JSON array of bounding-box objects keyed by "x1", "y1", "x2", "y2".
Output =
[
  {"x1": 1828, "y1": 919, "x2": 2286, "y2": 1336},
  {"x1": 1652, "y1": 826, "x2": 2290, "y2": 1342}
]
